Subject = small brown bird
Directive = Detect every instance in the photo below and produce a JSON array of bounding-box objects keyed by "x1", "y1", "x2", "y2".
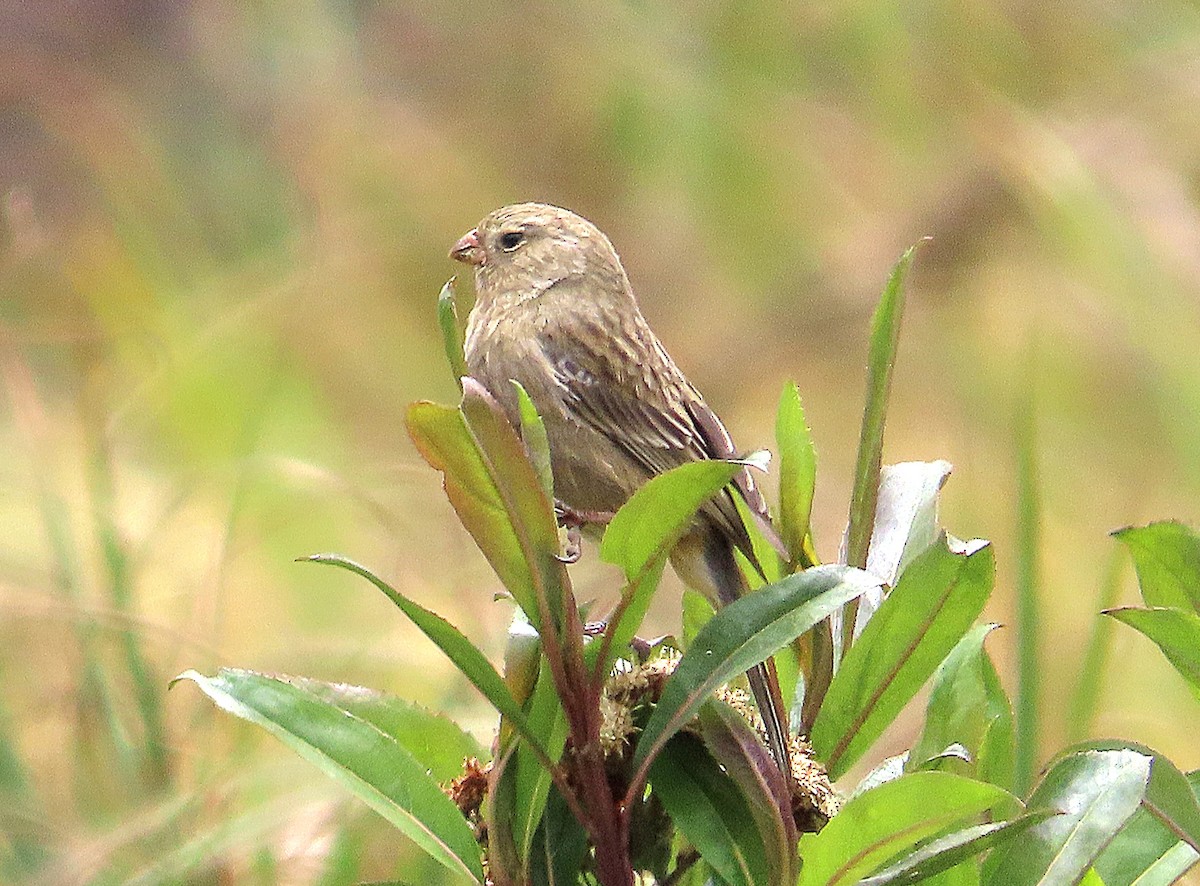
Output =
[{"x1": 451, "y1": 202, "x2": 792, "y2": 777}]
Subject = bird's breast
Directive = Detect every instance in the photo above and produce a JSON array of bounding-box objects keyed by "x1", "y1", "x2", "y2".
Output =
[{"x1": 463, "y1": 305, "x2": 636, "y2": 516}]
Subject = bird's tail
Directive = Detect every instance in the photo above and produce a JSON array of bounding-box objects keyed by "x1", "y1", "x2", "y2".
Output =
[{"x1": 674, "y1": 528, "x2": 794, "y2": 783}]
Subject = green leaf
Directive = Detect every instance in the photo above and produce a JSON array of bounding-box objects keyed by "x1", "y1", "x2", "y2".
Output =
[
  {"x1": 812, "y1": 537, "x2": 995, "y2": 780},
  {"x1": 650, "y1": 733, "x2": 770, "y2": 886},
  {"x1": 514, "y1": 658, "x2": 569, "y2": 866},
  {"x1": 1104, "y1": 606, "x2": 1200, "y2": 700},
  {"x1": 458, "y1": 379, "x2": 573, "y2": 633},
  {"x1": 845, "y1": 241, "x2": 922, "y2": 572},
  {"x1": 910, "y1": 623, "x2": 1014, "y2": 790},
  {"x1": 681, "y1": 588, "x2": 715, "y2": 649},
  {"x1": 797, "y1": 772, "x2": 1015, "y2": 886},
  {"x1": 438, "y1": 278, "x2": 469, "y2": 389},
  {"x1": 697, "y1": 701, "x2": 798, "y2": 885},
  {"x1": 986, "y1": 749, "x2": 1153, "y2": 886},
  {"x1": 776, "y1": 380, "x2": 817, "y2": 567},
  {"x1": 405, "y1": 400, "x2": 542, "y2": 623},
  {"x1": 283, "y1": 677, "x2": 486, "y2": 778},
  {"x1": 302, "y1": 554, "x2": 551, "y2": 764},
  {"x1": 1129, "y1": 842, "x2": 1199, "y2": 885},
  {"x1": 407, "y1": 382, "x2": 570, "y2": 636},
  {"x1": 601, "y1": 460, "x2": 744, "y2": 581},
  {"x1": 1068, "y1": 741, "x2": 1200, "y2": 855},
  {"x1": 1113, "y1": 521, "x2": 1200, "y2": 613},
  {"x1": 1097, "y1": 804, "x2": 1186, "y2": 886},
  {"x1": 858, "y1": 811, "x2": 1060, "y2": 886},
  {"x1": 512, "y1": 381, "x2": 554, "y2": 500},
  {"x1": 600, "y1": 460, "x2": 745, "y2": 661},
  {"x1": 733, "y1": 488, "x2": 786, "y2": 586},
  {"x1": 1097, "y1": 768, "x2": 1200, "y2": 886},
  {"x1": 176, "y1": 669, "x2": 483, "y2": 885},
  {"x1": 529, "y1": 784, "x2": 588, "y2": 886},
  {"x1": 631, "y1": 565, "x2": 878, "y2": 783}
]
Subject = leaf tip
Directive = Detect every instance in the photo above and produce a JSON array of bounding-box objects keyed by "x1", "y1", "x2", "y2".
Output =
[{"x1": 169, "y1": 669, "x2": 202, "y2": 690}]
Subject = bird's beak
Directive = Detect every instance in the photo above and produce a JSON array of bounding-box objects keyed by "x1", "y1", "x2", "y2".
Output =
[{"x1": 449, "y1": 228, "x2": 485, "y2": 266}]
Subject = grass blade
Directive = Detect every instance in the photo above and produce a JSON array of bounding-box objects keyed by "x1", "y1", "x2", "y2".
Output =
[{"x1": 1013, "y1": 354, "x2": 1041, "y2": 799}]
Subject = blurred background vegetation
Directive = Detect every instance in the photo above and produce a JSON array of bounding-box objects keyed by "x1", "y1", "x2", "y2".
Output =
[{"x1": 2, "y1": 1, "x2": 1198, "y2": 882}]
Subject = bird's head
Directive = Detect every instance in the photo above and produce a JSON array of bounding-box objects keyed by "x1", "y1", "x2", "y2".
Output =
[{"x1": 450, "y1": 203, "x2": 629, "y2": 306}]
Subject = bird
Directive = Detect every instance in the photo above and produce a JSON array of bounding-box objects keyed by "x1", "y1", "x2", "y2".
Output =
[{"x1": 450, "y1": 202, "x2": 793, "y2": 780}]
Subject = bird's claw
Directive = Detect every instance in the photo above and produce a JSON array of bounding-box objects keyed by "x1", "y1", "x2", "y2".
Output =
[
  {"x1": 555, "y1": 523, "x2": 582, "y2": 563},
  {"x1": 553, "y1": 501, "x2": 614, "y2": 564}
]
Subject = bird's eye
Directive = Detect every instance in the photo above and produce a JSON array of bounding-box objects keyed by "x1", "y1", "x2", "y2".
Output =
[{"x1": 498, "y1": 230, "x2": 525, "y2": 252}]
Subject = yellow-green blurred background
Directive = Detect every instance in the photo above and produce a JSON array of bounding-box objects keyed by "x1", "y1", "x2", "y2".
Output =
[{"x1": 2, "y1": 1, "x2": 1199, "y2": 882}]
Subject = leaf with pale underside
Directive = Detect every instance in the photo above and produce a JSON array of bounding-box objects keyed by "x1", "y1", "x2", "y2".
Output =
[{"x1": 176, "y1": 669, "x2": 483, "y2": 885}]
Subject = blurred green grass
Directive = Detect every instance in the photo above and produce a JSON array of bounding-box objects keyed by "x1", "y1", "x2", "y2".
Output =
[{"x1": 2, "y1": 0, "x2": 1199, "y2": 881}]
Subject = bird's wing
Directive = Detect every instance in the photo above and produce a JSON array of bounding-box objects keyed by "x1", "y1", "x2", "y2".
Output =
[{"x1": 538, "y1": 295, "x2": 768, "y2": 561}]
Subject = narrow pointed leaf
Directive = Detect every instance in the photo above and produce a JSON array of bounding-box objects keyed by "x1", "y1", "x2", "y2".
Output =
[
  {"x1": 514, "y1": 659, "x2": 569, "y2": 865},
  {"x1": 1113, "y1": 521, "x2": 1200, "y2": 613},
  {"x1": 845, "y1": 241, "x2": 922, "y2": 572},
  {"x1": 986, "y1": 749, "x2": 1153, "y2": 886},
  {"x1": 910, "y1": 623, "x2": 1014, "y2": 789},
  {"x1": 176, "y1": 669, "x2": 483, "y2": 885},
  {"x1": 407, "y1": 381, "x2": 569, "y2": 634},
  {"x1": 632, "y1": 565, "x2": 878, "y2": 780},
  {"x1": 1104, "y1": 606, "x2": 1200, "y2": 700},
  {"x1": 405, "y1": 400, "x2": 540, "y2": 621},
  {"x1": 438, "y1": 278, "x2": 469, "y2": 389},
  {"x1": 812, "y1": 537, "x2": 995, "y2": 780},
  {"x1": 776, "y1": 381, "x2": 817, "y2": 567},
  {"x1": 512, "y1": 381, "x2": 554, "y2": 500},
  {"x1": 303, "y1": 554, "x2": 550, "y2": 761},
  {"x1": 859, "y1": 811, "x2": 1060, "y2": 886},
  {"x1": 734, "y1": 490, "x2": 786, "y2": 585},
  {"x1": 650, "y1": 733, "x2": 770, "y2": 886},
  {"x1": 797, "y1": 772, "x2": 1015, "y2": 886},
  {"x1": 458, "y1": 379, "x2": 572, "y2": 632},
  {"x1": 697, "y1": 700, "x2": 798, "y2": 885}
]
